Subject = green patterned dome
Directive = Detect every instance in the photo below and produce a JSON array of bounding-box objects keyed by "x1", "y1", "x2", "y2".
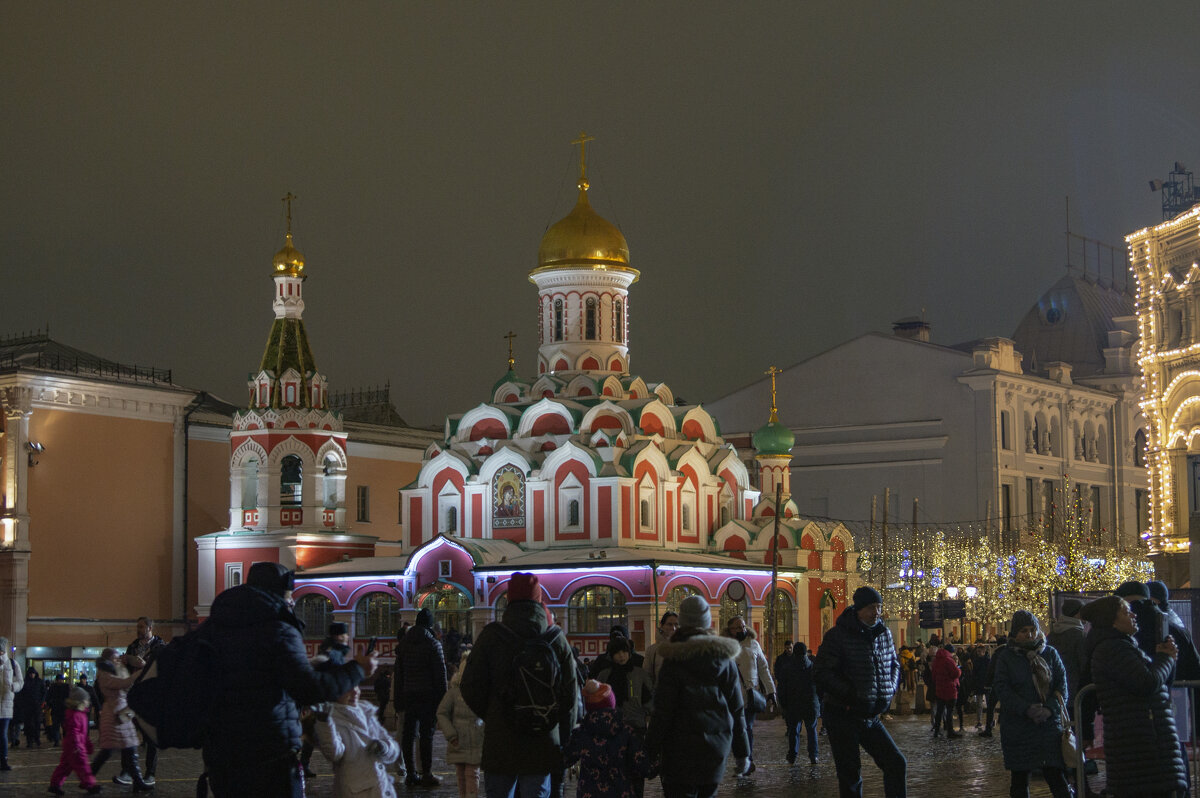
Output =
[{"x1": 752, "y1": 419, "x2": 794, "y2": 456}]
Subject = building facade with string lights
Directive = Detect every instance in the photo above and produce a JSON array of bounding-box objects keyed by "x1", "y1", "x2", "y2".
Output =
[
  {"x1": 291, "y1": 140, "x2": 861, "y2": 658},
  {"x1": 1128, "y1": 203, "x2": 1200, "y2": 586}
]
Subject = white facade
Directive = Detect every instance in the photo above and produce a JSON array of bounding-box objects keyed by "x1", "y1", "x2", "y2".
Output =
[{"x1": 708, "y1": 275, "x2": 1147, "y2": 552}]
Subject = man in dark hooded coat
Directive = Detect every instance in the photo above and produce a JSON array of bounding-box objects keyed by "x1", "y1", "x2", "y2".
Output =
[{"x1": 202, "y1": 562, "x2": 375, "y2": 798}]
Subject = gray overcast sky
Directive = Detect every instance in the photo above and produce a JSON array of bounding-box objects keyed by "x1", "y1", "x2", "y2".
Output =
[{"x1": 2, "y1": 3, "x2": 1197, "y2": 428}]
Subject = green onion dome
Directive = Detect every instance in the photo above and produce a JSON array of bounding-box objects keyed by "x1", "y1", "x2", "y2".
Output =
[{"x1": 752, "y1": 419, "x2": 794, "y2": 456}]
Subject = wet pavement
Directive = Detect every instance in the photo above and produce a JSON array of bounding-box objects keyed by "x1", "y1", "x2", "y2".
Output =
[{"x1": 0, "y1": 702, "x2": 1082, "y2": 797}]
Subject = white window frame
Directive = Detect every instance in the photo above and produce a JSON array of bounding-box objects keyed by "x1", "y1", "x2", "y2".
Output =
[
  {"x1": 558, "y1": 473, "x2": 584, "y2": 532},
  {"x1": 225, "y1": 562, "x2": 243, "y2": 590}
]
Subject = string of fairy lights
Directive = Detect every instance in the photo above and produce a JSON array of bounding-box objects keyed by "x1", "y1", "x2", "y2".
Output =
[{"x1": 853, "y1": 475, "x2": 1153, "y2": 625}]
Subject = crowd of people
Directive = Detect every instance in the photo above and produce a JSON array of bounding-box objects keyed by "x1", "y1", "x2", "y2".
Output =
[{"x1": 1, "y1": 570, "x2": 1197, "y2": 797}]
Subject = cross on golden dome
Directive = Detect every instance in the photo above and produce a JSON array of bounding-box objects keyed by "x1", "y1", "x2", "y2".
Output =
[
  {"x1": 765, "y1": 365, "x2": 782, "y2": 423},
  {"x1": 572, "y1": 131, "x2": 595, "y2": 190}
]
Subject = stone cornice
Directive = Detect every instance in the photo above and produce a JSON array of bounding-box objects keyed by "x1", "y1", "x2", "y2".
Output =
[{"x1": 0, "y1": 372, "x2": 195, "y2": 422}]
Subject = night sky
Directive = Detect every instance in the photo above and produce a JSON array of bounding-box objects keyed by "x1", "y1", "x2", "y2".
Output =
[{"x1": 4, "y1": 4, "x2": 1200, "y2": 428}]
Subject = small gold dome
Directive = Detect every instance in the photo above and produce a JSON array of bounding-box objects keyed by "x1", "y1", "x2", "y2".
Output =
[
  {"x1": 533, "y1": 183, "x2": 637, "y2": 279},
  {"x1": 273, "y1": 232, "x2": 305, "y2": 276}
]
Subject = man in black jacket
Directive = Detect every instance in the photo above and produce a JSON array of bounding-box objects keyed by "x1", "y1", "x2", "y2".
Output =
[
  {"x1": 814, "y1": 586, "x2": 906, "y2": 798},
  {"x1": 395, "y1": 607, "x2": 447, "y2": 788},
  {"x1": 202, "y1": 562, "x2": 375, "y2": 798},
  {"x1": 119, "y1": 617, "x2": 166, "y2": 785}
]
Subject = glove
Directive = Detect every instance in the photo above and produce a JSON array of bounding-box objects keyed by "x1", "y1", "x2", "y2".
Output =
[
  {"x1": 1025, "y1": 704, "x2": 1052, "y2": 724},
  {"x1": 367, "y1": 739, "x2": 386, "y2": 758}
]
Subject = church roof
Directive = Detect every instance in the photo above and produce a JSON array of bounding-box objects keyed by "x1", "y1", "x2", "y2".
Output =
[
  {"x1": 1010, "y1": 271, "x2": 1134, "y2": 378},
  {"x1": 257, "y1": 318, "x2": 317, "y2": 395}
]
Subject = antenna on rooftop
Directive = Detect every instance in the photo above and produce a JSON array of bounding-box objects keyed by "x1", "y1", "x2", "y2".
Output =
[{"x1": 1149, "y1": 161, "x2": 1200, "y2": 220}]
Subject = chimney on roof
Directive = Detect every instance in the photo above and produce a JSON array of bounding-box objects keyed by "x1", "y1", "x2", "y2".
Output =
[{"x1": 892, "y1": 316, "x2": 931, "y2": 343}]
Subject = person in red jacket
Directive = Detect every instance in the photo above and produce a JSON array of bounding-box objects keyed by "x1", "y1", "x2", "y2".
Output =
[
  {"x1": 931, "y1": 643, "x2": 962, "y2": 738},
  {"x1": 48, "y1": 686, "x2": 99, "y2": 795}
]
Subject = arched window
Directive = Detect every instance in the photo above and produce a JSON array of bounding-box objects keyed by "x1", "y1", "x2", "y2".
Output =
[
  {"x1": 446, "y1": 506, "x2": 458, "y2": 534},
  {"x1": 585, "y1": 297, "x2": 597, "y2": 340},
  {"x1": 354, "y1": 591, "x2": 401, "y2": 637},
  {"x1": 640, "y1": 499, "x2": 651, "y2": 528},
  {"x1": 1135, "y1": 429, "x2": 1148, "y2": 467},
  {"x1": 715, "y1": 588, "x2": 744, "y2": 633},
  {"x1": 494, "y1": 591, "x2": 509, "y2": 620},
  {"x1": 568, "y1": 585, "x2": 628, "y2": 635},
  {"x1": 568, "y1": 499, "x2": 580, "y2": 526},
  {"x1": 767, "y1": 589, "x2": 793, "y2": 660},
  {"x1": 281, "y1": 455, "x2": 302, "y2": 506},
  {"x1": 681, "y1": 504, "x2": 692, "y2": 531},
  {"x1": 554, "y1": 299, "x2": 564, "y2": 342},
  {"x1": 421, "y1": 587, "x2": 473, "y2": 637},
  {"x1": 322, "y1": 454, "x2": 339, "y2": 509},
  {"x1": 666, "y1": 585, "x2": 700, "y2": 615},
  {"x1": 614, "y1": 299, "x2": 624, "y2": 343},
  {"x1": 295, "y1": 594, "x2": 332, "y2": 635},
  {"x1": 242, "y1": 458, "x2": 259, "y2": 510},
  {"x1": 720, "y1": 505, "x2": 731, "y2": 527}
]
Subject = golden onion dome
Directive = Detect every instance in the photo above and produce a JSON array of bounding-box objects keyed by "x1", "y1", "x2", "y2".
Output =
[
  {"x1": 273, "y1": 232, "x2": 305, "y2": 277},
  {"x1": 533, "y1": 181, "x2": 637, "y2": 280}
]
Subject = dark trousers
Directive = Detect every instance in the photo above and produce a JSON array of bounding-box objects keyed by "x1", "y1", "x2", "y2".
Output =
[
  {"x1": 661, "y1": 784, "x2": 719, "y2": 798},
  {"x1": 933, "y1": 699, "x2": 955, "y2": 733},
  {"x1": 91, "y1": 746, "x2": 147, "y2": 787},
  {"x1": 1009, "y1": 768, "x2": 1071, "y2": 798},
  {"x1": 402, "y1": 695, "x2": 438, "y2": 776},
  {"x1": 744, "y1": 703, "x2": 757, "y2": 760},
  {"x1": 205, "y1": 750, "x2": 304, "y2": 798},
  {"x1": 985, "y1": 692, "x2": 997, "y2": 731},
  {"x1": 0, "y1": 717, "x2": 8, "y2": 763},
  {"x1": 825, "y1": 712, "x2": 907, "y2": 798},
  {"x1": 785, "y1": 714, "x2": 818, "y2": 761}
]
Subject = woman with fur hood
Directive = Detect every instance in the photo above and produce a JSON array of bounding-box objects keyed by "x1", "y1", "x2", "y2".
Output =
[
  {"x1": 315, "y1": 677, "x2": 402, "y2": 798},
  {"x1": 724, "y1": 615, "x2": 776, "y2": 774},
  {"x1": 90, "y1": 647, "x2": 152, "y2": 792},
  {"x1": 646, "y1": 595, "x2": 750, "y2": 797}
]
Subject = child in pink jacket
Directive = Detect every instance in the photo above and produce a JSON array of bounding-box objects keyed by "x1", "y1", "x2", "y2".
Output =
[{"x1": 49, "y1": 686, "x2": 100, "y2": 795}]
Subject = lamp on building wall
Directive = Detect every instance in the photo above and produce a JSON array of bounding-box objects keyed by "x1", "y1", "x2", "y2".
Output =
[
  {"x1": 27, "y1": 441, "x2": 44, "y2": 466},
  {"x1": 945, "y1": 586, "x2": 960, "y2": 599},
  {"x1": 965, "y1": 586, "x2": 978, "y2": 599}
]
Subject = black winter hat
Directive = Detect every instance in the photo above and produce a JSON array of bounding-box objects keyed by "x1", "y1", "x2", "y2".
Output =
[
  {"x1": 1148, "y1": 581, "x2": 1170, "y2": 606},
  {"x1": 247, "y1": 562, "x2": 295, "y2": 596},
  {"x1": 1010, "y1": 610, "x2": 1039, "y2": 636},
  {"x1": 1115, "y1": 581, "x2": 1150, "y2": 600},
  {"x1": 329, "y1": 622, "x2": 349, "y2": 636},
  {"x1": 852, "y1": 586, "x2": 883, "y2": 610},
  {"x1": 416, "y1": 608, "x2": 433, "y2": 628},
  {"x1": 1060, "y1": 599, "x2": 1084, "y2": 618}
]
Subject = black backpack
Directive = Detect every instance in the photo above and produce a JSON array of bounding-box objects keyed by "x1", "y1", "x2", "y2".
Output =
[
  {"x1": 127, "y1": 625, "x2": 221, "y2": 749},
  {"x1": 497, "y1": 624, "x2": 564, "y2": 735}
]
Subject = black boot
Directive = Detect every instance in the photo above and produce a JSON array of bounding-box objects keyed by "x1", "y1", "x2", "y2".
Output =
[
  {"x1": 0, "y1": 757, "x2": 10, "y2": 771},
  {"x1": 122, "y1": 747, "x2": 153, "y2": 792}
]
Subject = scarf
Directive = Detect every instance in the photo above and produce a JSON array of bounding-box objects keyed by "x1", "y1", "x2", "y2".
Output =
[{"x1": 1012, "y1": 632, "x2": 1051, "y2": 702}]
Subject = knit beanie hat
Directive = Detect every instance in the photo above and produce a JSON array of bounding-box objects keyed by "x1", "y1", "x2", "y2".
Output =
[
  {"x1": 329, "y1": 622, "x2": 349, "y2": 636},
  {"x1": 853, "y1": 586, "x2": 883, "y2": 610},
  {"x1": 1115, "y1": 581, "x2": 1150, "y2": 600},
  {"x1": 507, "y1": 572, "x2": 540, "y2": 602},
  {"x1": 677, "y1": 594, "x2": 712, "y2": 630},
  {"x1": 606, "y1": 637, "x2": 631, "y2": 657},
  {"x1": 1010, "y1": 609, "x2": 1039, "y2": 636},
  {"x1": 1060, "y1": 598, "x2": 1084, "y2": 618},
  {"x1": 1148, "y1": 581, "x2": 1170, "y2": 607},
  {"x1": 1079, "y1": 595, "x2": 1123, "y2": 629},
  {"x1": 582, "y1": 679, "x2": 615, "y2": 712},
  {"x1": 415, "y1": 608, "x2": 434, "y2": 628}
]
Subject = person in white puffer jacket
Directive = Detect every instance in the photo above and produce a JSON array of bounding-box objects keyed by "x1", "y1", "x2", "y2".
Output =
[
  {"x1": 316, "y1": 680, "x2": 402, "y2": 798},
  {"x1": 0, "y1": 637, "x2": 23, "y2": 771},
  {"x1": 725, "y1": 616, "x2": 776, "y2": 774}
]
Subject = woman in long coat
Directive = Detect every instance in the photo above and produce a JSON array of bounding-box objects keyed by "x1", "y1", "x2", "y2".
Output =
[
  {"x1": 89, "y1": 648, "x2": 152, "y2": 792},
  {"x1": 0, "y1": 637, "x2": 22, "y2": 770},
  {"x1": 1080, "y1": 595, "x2": 1186, "y2": 797},
  {"x1": 992, "y1": 610, "x2": 1071, "y2": 798}
]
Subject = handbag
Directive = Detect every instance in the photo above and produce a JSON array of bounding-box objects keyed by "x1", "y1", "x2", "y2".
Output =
[
  {"x1": 1057, "y1": 693, "x2": 1082, "y2": 765},
  {"x1": 748, "y1": 687, "x2": 768, "y2": 714}
]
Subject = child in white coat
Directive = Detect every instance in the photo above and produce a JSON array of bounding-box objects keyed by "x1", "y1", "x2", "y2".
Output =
[
  {"x1": 436, "y1": 649, "x2": 483, "y2": 798},
  {"x1": 316, "y1": 683, "x2": 402, "y2": 798}
]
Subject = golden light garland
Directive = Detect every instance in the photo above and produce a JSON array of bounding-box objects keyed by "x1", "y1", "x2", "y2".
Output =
[{"x1": 864, "y1": 475, "x2": 1153, "y2": 628}]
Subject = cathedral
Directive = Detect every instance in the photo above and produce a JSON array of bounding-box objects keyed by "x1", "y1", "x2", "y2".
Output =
[{"x1": 288, "y1": 140, "x2": 859, "y2": 658}]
